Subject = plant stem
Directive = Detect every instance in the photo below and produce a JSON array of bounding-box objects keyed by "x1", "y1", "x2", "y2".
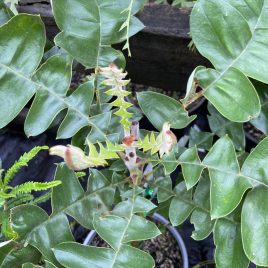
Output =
[
  {"x1": 183, "y1": 90, "x2": 204, "y2": 109},
  {"x1": 192, "y1": 260, "x2": 215, "y2": 268}
]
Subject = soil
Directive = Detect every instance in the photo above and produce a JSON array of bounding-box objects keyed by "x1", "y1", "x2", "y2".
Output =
[
  {"x1": 244, "y1": 123, "x2": 267, "y2": 144},
  {"x1": 91, "y1": 230, "x2": 183, "y2": 268}
]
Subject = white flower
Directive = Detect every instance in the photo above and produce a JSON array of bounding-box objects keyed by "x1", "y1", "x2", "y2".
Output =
[
  {"x1": 49, "y1": 145, "x2": 91, "y2": 171},
  {"x1": 159, "y1": 122, "x2": 177, "y2": 158}
]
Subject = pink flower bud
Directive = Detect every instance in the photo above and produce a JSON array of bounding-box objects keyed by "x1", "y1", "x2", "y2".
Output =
[
  {"x1": 49, "y1": 145, "x2": 91, "y2": 171},
  {"x1": 159, "y1": 123, "x2": 177, "y2": 158}
]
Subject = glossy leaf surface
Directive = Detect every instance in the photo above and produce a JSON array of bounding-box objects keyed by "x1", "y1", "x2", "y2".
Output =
[
  {"x1": 191, "y1": 0, "x2": 265, "y2": 122},
  {"x1": 137, "y1": 91, "x2": 196, "y2": 131},
  {"x1": 242, "y1": 187, "x2": 268, "y2": 266},
  {"x1": 0, "y1": 14, "x2": 45, "y2": 128},
  {"x1": 215, "y1": 218, "x2": 249, "y2": 268},
  {"x1": 52, "y1": 0, "x2": 145, "y2": 67},
  {"x1": 54, "y1": 242, "x2": 155, "y2": 268}
]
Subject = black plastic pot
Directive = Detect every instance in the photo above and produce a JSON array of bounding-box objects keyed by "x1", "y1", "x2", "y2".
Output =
[{"x1": 83, "y1": 212, "x2": 189, "y2": 268}]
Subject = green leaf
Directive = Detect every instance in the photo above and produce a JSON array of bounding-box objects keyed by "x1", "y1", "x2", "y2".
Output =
[
  {"x1": 4, "y1": 0, "x2": 18, "y2": 15},
  {"x1": 10, "y1": 181, "x2": 61, "y2": 196},
  {"x1": 52, "y1": 165, "x2": 116, "y2": 229},
  {"x1": 179, "y1": 147, "x2": 204, "y2": 189},
  {"x1": 55, "y1": 191, "x2": 158, "y2": 268},
  {"x1": 250, "y1": 81, "x2": 268, "y2": 134},
  {"x1": 188, "y1": 127, "x2": 213, "y2": 150},
  {"x1": 242, "y1": 186, "x2": 268, "y2": 266},
  {"x1": 0, "y1": 14, "x2": 45, "y2": 128},
  {"x1": 137, "y1": 91, "x2": 196, "y2": 131},
  {"x1": 51, "y1": 164, "x2": 84, "y2": 214},
  {"x1": 52, "y1": 0, "x2": 144, "y2": 68},
  {"x1": 156, "y1": 176, "x2": 173, "y2": 203},
  {"x1": 241, "y1": 136, "x2": 268, "y2": 187},
  {"x1": 0, "y1": 0, "x2": 13, "y2": 25},
  {"x1": 190, "y1": 175, "x2": 214, "y2": 240},
  {"x1": 3, "y1": 146, "x2": 49, "y2": 188},
  {"x1": 181, "y1": 66, "x2": 205, "y2": 104},
  {"x1": 94, "y1": 214, "x2": 160, "y2": 250},
  {"x1": 0, "y1": 15, "x2": 113, "y2": 141},
  {"x1": 57, "y1": 81, "x2": 95, "y2": 139},
  {"x1": 45, "y1": 261, "x2": 58, "y2": 268},
  {"x1": 169, "y1": 182, "x2": 194, "y2": 226},
  {"x1": 54, "y1": 242, "x2": 155, "y2": 268},
  {"x1": 24, "y1": 53, "x2": 73, "y2": 136},
  {"x1": 214, "y1": 218, "x2": 249, "y2": 268},
  {"x1": 9, "y1": 165, "x2": 120, "y2": 267},
  {"x1": 208, "y1": 104, "x2": 245, "y2": 151},
  {"x1": 191, "y1": 0, "x2": 268, "y2": 83},
  {"x1": 191, "y1": 0, "x2": 264, "y2": 122},
  {"x1": 196, "y1": 67, "x2": 260, "y2": 122},
  {"x1": 161, "y1": 152, "x2": 179, "y2": 175},
  {"x1": 90, "y1": 192, "x2": 160, "y2": 267},
  {"x1": 203, "y1": 136, "x2": 251, "y2": 219},
  {"x1": 0, "y1": 244, "x2": 41, "y2": 268},
  {"x1": 112, "y1": 196, "x2": 156, "y2": 218},
  {"x1": 11, "y1": 204, "x2": 74, "y2": 266},
  {"x1": 0, "y1": 240, "x2": 15, "y2": 266},
  {"x1": 22, "y1": 263, "x2": 43, "y2": 268}
]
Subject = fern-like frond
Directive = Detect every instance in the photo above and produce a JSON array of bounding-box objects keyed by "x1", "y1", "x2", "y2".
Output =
[
  {"x1": 75, "y1": 172, "x2": 86, "y2": 178},
  {"x1": 10, "y1": 181, "x2": 61, "y2": 196},
  {"x1": 50, "y1": 142, "x2": 124, "y2": 170},
  {"x1": 88, "y1": 141, "x2": 124, "y2": 167},
  {"x1": 7, "y1": 193, "x2": 34, "y2": 209},
  {"x1": 3, "y1": 146, "x2": 49, "y2": 188},
  {"x1": 31, "y1": 191, "x2": 52, "y2": 206},
  {"x1": 0, "y1": 192, "x2": 15, "y2": 199},
  {"x1": 120, "y1": 1, "x2": 134, "y2": 56},
  {"x1": 136, "y1": 132, "x2": 162, "y2": 155},
  {"x1": 100, "y1": 65, "x2": 132, "y2": 130}
]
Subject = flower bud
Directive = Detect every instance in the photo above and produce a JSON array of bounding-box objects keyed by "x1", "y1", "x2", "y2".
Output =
[
  {"x1": 49, "y1": 145, "x2": 91, "y2": 171},
  {"x1": 159, "y1": 122, "x2": 177, "y2": 158}
]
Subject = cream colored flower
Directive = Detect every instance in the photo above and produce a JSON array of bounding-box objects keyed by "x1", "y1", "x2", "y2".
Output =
[
  {"x1": 159, "y1": 122, "x2": 177, "y2": 158},
  {"x1": 49, "y1": 145, "x2": 91, "y2": 171}
]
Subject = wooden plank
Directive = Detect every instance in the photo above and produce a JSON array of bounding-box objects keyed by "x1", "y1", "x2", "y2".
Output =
[{"x1": 17, "y1": 1, "x2": 209, "y2": 91}]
